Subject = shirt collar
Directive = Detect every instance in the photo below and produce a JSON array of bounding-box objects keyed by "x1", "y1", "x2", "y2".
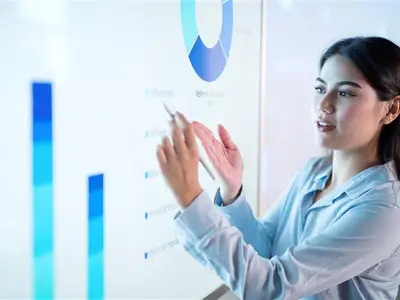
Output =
[
  {"x1": 307, "y1": 160, "x2": 397, "y2": 204},
  {"x1": 345, "y1": 160, "x2": 397, "y2": 199},
  {"x1": 305, "y1": 162, "x2": 332, "y2": 195}
]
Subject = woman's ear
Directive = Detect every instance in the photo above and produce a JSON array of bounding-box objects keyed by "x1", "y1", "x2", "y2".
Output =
[{"x1": 381, "y1": 96, "x2": 400, "y2": 125}]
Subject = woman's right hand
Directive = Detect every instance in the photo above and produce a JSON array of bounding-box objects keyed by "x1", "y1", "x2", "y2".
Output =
[{"x1": 192, "y1": 121, "x2": 244, "y2": 203}]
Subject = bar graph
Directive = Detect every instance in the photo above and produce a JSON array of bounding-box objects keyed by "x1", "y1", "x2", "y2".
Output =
[
  {"x1": 31, "y1": 80, "x2": 106, "y2": 299},
  {"x1": 32, "y1": 81, "x2": 54, "y2": 299},
  {"x1": 88, "y1": 173, "x2": 104, "y2": 300}
]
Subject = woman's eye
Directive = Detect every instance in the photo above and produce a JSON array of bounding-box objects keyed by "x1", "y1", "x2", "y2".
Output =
[
  {"x1": 339, "y1": 91, "x2": 355, "y2": 97},
  {"x1": 314, "y1": 86, "x2": 324, "y2": 93}
]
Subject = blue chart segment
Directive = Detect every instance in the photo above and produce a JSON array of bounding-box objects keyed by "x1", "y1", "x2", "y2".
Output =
[
  {"x1": 181, "y1": 0, "x2": 234, "y2": 82},
  {"x1": 32, "y1": 82, "x2": 54, "y2": 300},
  {"x1": 88, "y1": 174, "x2": 104, "y2": 300}
]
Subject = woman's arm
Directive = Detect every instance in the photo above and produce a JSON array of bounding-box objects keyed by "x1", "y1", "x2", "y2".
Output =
[
  {"x1": 210, "y1": 157, "x2": 319, "y2": 259},
  {"x1": 173, "y1": 188, "x2": 400, "y2": 300},
  {"x1": 212, "y1": 186, "x2": 284, "y2": 259}
]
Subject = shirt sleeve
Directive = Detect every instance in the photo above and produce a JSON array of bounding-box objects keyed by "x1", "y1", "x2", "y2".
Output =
[
  {"x1": 212, "y1": 186, "x2": 284, "y2": 259},
  {"x1": 211, "y1": 158, "x2": 319, "y2": 259},
  {"x1": 173, "y1": 190, "x2": 400, "y2": 300}
]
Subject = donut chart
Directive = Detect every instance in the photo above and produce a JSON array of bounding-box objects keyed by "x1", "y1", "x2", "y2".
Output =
[{"x1": 180, "y1": 0, "x2": 234, "y2": 82}]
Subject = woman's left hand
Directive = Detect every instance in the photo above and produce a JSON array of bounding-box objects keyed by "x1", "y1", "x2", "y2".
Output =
[{"x1": 156, "y1": 112, "x2": 203, "y2": 209}]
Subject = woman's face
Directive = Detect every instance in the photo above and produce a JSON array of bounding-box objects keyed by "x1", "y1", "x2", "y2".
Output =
[{"x1": 312, "y1": 55, "x2": 388, "y2": 151}]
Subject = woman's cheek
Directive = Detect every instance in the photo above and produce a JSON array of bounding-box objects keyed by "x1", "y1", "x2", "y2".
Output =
[{"x1": 339, "y1": 103, "x2": 360, "y2": 127}]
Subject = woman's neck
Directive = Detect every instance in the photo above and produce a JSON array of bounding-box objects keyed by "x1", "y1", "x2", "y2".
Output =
[{"x1": 330, "y1": 148, "x2": 381, "y2": 189}]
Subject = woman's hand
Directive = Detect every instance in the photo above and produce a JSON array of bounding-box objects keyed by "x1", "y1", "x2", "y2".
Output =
[
  {"x1": 192, "y1": 121, "x2": 243, "y2": 203},
  {"x1": 156, "y1": 112, "x2": 203, "y2": 209}
]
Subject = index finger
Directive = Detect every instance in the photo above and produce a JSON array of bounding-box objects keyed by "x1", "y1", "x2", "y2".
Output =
[{"x1": 176, "y1": 112, "x2": 197, "y2": 151}]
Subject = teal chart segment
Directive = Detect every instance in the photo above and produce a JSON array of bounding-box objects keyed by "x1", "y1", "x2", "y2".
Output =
[{"x1": 180, "y1": 0, "x2": 234, "y2": 82}]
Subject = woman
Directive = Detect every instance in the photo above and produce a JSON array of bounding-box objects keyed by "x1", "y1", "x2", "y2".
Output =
[{"x1": 156, "y1": 36, "x2": 400, "y2": 299}]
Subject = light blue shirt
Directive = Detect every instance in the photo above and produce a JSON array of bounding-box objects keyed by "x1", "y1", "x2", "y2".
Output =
[{"x1": 173, "y1": 156, "x2": 400, "y2": 299}]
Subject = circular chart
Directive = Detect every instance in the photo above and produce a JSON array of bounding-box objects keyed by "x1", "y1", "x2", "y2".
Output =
[{"x1": 180, "y1": 0, "x2": 234, "y2": 82}]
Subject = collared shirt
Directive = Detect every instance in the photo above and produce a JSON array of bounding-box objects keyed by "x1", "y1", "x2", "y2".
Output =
[{"x1": 173, "y1": 156, "x2": 400, "y2": 300}]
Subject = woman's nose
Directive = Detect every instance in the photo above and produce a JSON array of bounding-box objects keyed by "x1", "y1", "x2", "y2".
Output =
[{"x1": 317, "y1": 95, "x2": 335, "y2": 114}]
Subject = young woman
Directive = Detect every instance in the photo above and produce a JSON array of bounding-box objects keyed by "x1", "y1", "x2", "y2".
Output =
[{"x1": 156, "y1": 36, "x2": 400, "y2": 299}]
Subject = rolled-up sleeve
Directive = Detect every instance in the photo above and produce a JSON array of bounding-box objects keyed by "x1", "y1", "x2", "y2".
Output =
[{"x1": 173, "y1": 191, "x2": 400, "y2": 300}]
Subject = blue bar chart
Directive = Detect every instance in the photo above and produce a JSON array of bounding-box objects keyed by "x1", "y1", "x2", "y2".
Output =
[
  {"x1": 88, "y1": 174, "x2": 104, "y2": 300},
  {"x1": 32, "y1": 82, "x2": 54, "y2": 299}
]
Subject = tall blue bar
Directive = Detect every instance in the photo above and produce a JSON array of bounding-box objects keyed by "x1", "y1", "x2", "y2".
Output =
[
  {"x1": 32, "y1": 82, "x2": 54, "y2": 299},
  {"x1": 88, "y1": 173, "x2": 104, "y2": 299}
]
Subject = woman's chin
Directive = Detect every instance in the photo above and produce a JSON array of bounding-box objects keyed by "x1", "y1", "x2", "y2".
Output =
[{"x1": 315, "y1": 136, "x2": 340, "y2": 150}]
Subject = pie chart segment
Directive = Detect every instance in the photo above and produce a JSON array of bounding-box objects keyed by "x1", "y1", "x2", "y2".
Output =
[
  {"x1": 180, "y1": 0, "x2": 234, "y2": 82},
  {"x1": 180, "y1": 0, "x2": 198, "y2": 54},
  {"x1": 189, "y1": 36, "x2": 227, "y2": 82}
]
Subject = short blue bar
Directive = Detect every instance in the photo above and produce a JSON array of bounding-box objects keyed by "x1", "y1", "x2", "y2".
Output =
[
  {"x1": 89, "y1": 173, "x2": 104, "y2": 192},
  {"x1": 89, "y1": 190, "x2": 104, "y2": 219},
  {"x1": 88, "y1": 252, "x2": 104, "y2": 300},
  {"x1": 88, "y1": 173, "x2": 104, "y2": 300},
  {"x1": 88, "y1": 217, "x2": 104, "y2": 256}
]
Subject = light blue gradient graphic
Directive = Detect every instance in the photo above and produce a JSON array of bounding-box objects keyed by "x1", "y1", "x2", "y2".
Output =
[
  {"x1": 180, "y1": 0, "x2": 234, "y2": 82},
  {"x1": 32, "y1": 81, "x2": 54, "y2": 299},
  {"x1": 88, "y1": 174, "x2": 104, "y2": 300}
]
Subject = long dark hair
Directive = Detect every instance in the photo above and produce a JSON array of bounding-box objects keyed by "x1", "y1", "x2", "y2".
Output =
[{"x1": 319, "y1": 36, "x2": 400, "y2": 179}]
